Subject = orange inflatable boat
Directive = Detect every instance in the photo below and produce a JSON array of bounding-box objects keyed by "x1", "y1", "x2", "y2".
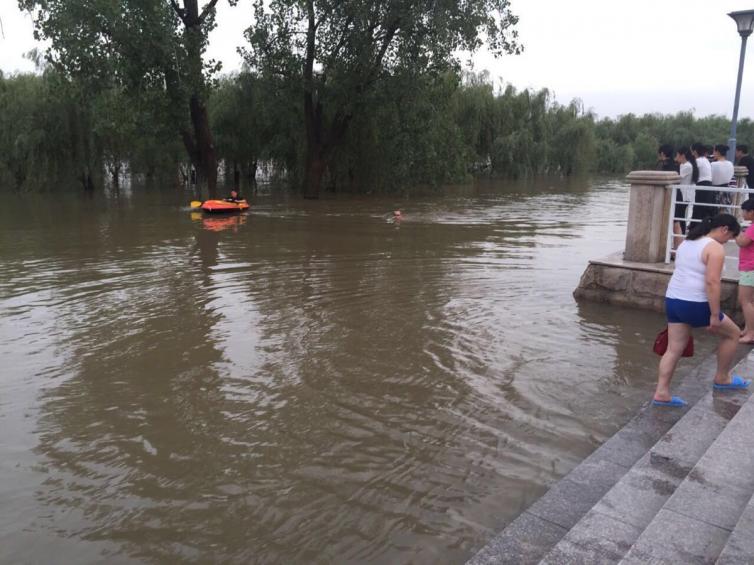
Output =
[{"x1": 200, "y1": 199, "x2": 250, "y2": 214}]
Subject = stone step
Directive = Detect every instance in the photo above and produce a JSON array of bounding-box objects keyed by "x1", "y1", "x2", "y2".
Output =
[
  {"x1": 619, "y1": 385, "x2": 754, "y2": 564},
  {"x1": 539, "y1": 382, "x2": 751, "y2": 565},
  {"x1": 466, "y1": 349, "x2": 740, "y2": 565},
  {"x1": 716, "y1": 489, "x2": 754, "y2": 564},
  {"x1": 465, "y1": 349, "x2": 753, "y2": 565}
]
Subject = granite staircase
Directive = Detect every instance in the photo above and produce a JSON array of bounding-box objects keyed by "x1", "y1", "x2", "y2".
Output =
[{"x1": 468, "y1": 351, "x2": 754, "y2": 565}]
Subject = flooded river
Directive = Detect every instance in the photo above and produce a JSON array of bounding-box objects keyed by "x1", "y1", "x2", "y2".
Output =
[{"x1": 0, "y1": 178, "x2": 714, "y2": 563}]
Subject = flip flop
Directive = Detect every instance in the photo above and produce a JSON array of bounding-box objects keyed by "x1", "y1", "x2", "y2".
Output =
[
  {"x1": 652, "y1": 396, "x2": 687, "y2": 407},
  {"x1": 713, "y1": 375, "x2": 752, "y2": 390}
]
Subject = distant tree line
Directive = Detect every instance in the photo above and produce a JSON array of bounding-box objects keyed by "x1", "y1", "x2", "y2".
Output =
[
  {"x1": 5, "y1": 0, "x2": 754, "y2": 195},
  {"x1": 2, "y1": 64, "x2": 752, "y2": 195},
  {"x1": 13, "y1": 0, "x2": 523, "y2": 197}
]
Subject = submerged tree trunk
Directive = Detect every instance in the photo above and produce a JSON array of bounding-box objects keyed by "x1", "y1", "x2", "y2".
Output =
[
  {"x1": 189, "y1": 93, "x2": 218, "y2": 197},
  {"x1": 299, "y1": 0, "x2": 393, "y2": 198},
  {"x1": 81, "y1": 168, "x2": 95, "y2": 191},
  {"x1": 233, "y1": 162, "x2": 240, "y2": 191},
  {"x1": 246, "y1": 160, "x2": 258, "y2": 194},
  {"x1": 171, "y1": 0, "x2": 219, "y2": 198},
  {"x1": 302, "y1": 1, "x2": 352, "y2": 200},
  {"x1": 110, "y1": 161, "x2": 121, "y2": 191},
  {"x1": 302, "y1": 0, "x2": 322, "y2": 199},
  {"x1": 304, "y1": 147, "x2": 325, "y2": 199}
]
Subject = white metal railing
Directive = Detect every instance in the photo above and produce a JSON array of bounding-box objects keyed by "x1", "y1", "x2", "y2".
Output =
[{"x1": 665, "y1": 183, "x2": 754, "y2": 264}]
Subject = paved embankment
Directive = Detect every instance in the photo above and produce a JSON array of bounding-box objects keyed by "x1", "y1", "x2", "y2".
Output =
[{"x1": 468, "y1": 349, "x2": 754, "y2": 564}]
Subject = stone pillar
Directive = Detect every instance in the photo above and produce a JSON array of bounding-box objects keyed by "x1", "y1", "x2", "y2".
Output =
[
  {"x1": 733, "y1": 165, "x2": 749, "y2": 217},
  {"x1": 624, "y1": 170, "x2": 680, "y2": 263},
  {"x1": 734, "y1": 165, "x2": 748, "y2": 188}
]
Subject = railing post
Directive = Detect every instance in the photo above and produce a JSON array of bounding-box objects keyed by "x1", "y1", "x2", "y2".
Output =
[
  {"x1": 733, "y1": 165, "x2": 749, "y2": 218},
  {"x1": 734, "y1": 165, "x2": 748, "y2": 188},
  {"x1": 624, "y1": 171, "x2": 681, "y2": 263}
]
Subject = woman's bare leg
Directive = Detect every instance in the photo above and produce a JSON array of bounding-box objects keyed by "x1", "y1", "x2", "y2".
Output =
[
  {"x1": 739, "y1": 285, "x2": 754, "y2": 342},
  {"x1": 655, "y1": 323, "x2": 692, "y2": 401},
  {"x1": 709, "y1": 315, "x2": 741, "y2": 385}
]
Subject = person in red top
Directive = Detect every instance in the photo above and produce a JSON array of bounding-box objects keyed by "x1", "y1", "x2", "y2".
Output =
[{"x1": 736, "y1": 199, "x2": 754, "y2": 343}]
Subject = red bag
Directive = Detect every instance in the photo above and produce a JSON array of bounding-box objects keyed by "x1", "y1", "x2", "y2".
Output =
[{"x1": 653, "y1": 327, "x2": 694, "y2": 357}]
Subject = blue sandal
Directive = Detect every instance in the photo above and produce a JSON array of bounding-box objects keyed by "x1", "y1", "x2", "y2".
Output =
[
  {"x1": 713, "y1": 375, "x2": 751, "y2": 390},
  {"x1": 652, "y1": 396, "x2": 687, "y2": 407}
]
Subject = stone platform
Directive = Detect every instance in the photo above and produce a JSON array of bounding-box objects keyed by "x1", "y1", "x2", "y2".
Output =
[
  {"x1": 573, "y1": 250, "x2": 742, "y2": 318},
  {"x1": 573, "y1": 168, "x2": 750, "y2": 316}
]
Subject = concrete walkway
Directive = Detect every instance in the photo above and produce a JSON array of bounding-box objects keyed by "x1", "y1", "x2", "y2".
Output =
[{"x1": 467, "y1": 349, "x2": 754, "y2": 565}]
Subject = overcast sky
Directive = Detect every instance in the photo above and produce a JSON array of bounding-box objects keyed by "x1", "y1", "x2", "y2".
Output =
[{"x1": 3, "y1": 0, "x2": 754, "y2": 119}]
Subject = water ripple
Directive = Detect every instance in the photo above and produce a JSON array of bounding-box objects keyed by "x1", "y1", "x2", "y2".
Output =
[{"x1": 0, "y1": 179, "x2": 682, "y2": 564}]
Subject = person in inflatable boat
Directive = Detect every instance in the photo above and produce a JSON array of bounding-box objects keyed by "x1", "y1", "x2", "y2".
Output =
[{"x1": 224, "y1": 189, "x2": 243, "y2": 203}]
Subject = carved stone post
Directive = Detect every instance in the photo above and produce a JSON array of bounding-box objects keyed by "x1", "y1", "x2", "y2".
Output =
[
  {"x1": 624, "y1": 170, "x2": 680, "y2": 263},
  {"x1": 734, "y1": 165, "x2": 748, "y2": 187},
  {"x1": 733, "y1": 165, "x2": 749, "y2": 217}
]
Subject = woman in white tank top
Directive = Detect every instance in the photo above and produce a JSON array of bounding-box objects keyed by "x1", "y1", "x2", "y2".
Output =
[
  {"x1": 671, "y1": 147, "x2": 698, "y2": 249},
  {"x1": 655, "y1": 214, "x2": 750, "y2": 406}
]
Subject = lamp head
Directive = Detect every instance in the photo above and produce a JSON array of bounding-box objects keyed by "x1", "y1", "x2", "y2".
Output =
[{"x1": 729, "y1": 9, "x2": 754, "y2": 38}]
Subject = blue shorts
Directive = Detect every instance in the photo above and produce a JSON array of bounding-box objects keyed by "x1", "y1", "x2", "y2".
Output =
[{"x1": 665, "y1": 297, "x2": 723, "y2": 327}]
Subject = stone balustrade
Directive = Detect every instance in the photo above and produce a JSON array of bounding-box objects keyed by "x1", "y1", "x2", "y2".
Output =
[{"x1": 574, "y1": 166, "x2": 750, "y2": 315}]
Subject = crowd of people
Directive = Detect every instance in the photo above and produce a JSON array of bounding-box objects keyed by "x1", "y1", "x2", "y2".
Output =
[
  {"x1": 657, "y1": 143, "x2": 754, "y2": 247},
  {"x1": 657, "y1": 142, "x2": 754, "y2": 186},
  {"x1": 654, "y1": 212, "x2": 752, "y2": 407},
  {"x1": 653, "y1": 144, "x2": 754, "y2": 407}
]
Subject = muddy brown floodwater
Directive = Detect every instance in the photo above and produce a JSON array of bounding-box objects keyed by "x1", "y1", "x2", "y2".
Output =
[{"x1": 0, "y1": 178, "x2": 715, "y2": 563}]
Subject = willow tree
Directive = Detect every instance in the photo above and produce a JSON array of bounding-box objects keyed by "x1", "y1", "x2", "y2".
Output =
[
  {"x1": 211, "y1": 71, "x2": 300, "y2": 190},
  {"x1": 246, "y1": 0, "x2": 521, "y2": 199},
  {"x1": 18, "y1": 0, "x2": 235, "y2": 196}
]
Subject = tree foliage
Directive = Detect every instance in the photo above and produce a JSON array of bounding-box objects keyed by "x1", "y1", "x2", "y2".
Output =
[
  {"x1": 211, "y1": 70, "x2": 301, "y2": 188},
  {"x1": 2, "y1": 64, "x2": 753, "y2": 193},
  {"x1": 18, "y1": 0, "x2": 235, "y2": 195},
  {"x1": 0, "y1": 67, "x2": 187, "y2": 192},
  {"x1": 245, "y1": 0, "x2": 521, "y2": 197}
]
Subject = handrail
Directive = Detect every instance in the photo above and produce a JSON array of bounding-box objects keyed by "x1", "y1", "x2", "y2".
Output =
[{"x1": 664, "y1": 183, "x2": 754, "y2": 264}]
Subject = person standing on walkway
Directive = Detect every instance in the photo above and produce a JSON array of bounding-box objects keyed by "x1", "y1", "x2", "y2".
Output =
[
  {"x1": 691, "y1": 142, "x2": 714, "y2": 221},
  {"x1": 672, "y1": 146, "x2": 698, "y2": 244},
  {"x1": 658, "y1": 144, "x2": 681, "y2": 245},
  {"x1": 711, "y1": 144, "x2": 735, "y2": 210},
  {"x1": 654, "y1": 214, "x2": 750, "y2": 407},
  {"x1": 736, "y1": 199, "x2": 754, "y2": 344},
  {"x1": 676, "y1": 146, "x2": 698, "y2": 186},
  {"x1": 657, "y1": 144, "x2": 678, "y2": 172},
  {"x1": 736, "y1": 145, "x2": 754, "y2": 188}
]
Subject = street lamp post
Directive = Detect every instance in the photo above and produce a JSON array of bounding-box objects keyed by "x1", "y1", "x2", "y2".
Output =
[{"x1": 727, "y1": 10, "x2": 754, "y2": 162}]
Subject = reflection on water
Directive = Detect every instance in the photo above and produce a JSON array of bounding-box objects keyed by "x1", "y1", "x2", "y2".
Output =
[{"x1": 0, "y1": 178, "x2": 716, "y2": 563}]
